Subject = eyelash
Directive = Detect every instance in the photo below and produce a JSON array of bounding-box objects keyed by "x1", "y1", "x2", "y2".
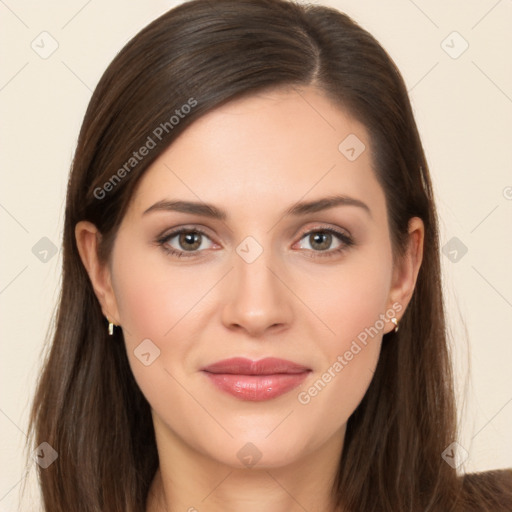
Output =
[{"x1": 156, "y1": 226, "x2": 354, "y2": 260}]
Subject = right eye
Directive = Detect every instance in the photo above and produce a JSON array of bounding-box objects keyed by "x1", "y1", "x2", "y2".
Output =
[{"x1": 157, "y1": 227, "x2": 216, "y2": 258}]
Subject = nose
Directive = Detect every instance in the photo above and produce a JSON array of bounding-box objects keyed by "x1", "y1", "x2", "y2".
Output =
[{"x1": 221, "y1": 245, "x2": 294, "y2": 337}]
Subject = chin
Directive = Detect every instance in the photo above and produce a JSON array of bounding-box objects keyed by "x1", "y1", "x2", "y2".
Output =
[{"x1": 198, "y1": 432, "x2": 315, "y2": 471}]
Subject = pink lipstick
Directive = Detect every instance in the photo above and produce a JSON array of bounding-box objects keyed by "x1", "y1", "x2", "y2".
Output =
[{"x1": 201, "y1": 357, "x2": 311, "y2": 401}]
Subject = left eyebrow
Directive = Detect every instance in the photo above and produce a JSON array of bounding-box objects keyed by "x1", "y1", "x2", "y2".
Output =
[{"x1": 284, "y1": 194, "x2": 372, "y2": 218}]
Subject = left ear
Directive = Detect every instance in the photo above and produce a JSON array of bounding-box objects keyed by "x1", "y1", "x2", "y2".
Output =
[{"x1": 385, "y1": 216, "x2": 424, "y2": 333}]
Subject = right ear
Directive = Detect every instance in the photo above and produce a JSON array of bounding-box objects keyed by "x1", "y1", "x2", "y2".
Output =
[{"x1": 75, "y1": 221, "x2": 120, "y2": 325}]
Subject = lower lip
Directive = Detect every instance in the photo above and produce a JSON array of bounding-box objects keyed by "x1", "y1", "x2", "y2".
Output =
[{"x1": 203, "y1": 372, "x2": 310, "y2": 401}]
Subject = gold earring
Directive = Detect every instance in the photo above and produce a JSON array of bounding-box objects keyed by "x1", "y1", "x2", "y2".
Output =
[
  {"x1": 391, "y1": 317, "x2": 399, "y2": 333},
  {"x1": 107, "y1": 317, "x2": 117, "y2": 335}
]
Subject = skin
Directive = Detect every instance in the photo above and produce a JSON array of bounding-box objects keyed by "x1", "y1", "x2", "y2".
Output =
[{"x1": 76, "y1": 86, "x2": 424, "y2": 512}]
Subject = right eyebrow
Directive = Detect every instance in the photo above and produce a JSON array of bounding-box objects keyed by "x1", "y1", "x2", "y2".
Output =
[{"x1": 142, "y1": 200, "x2": 227, "y2": 221}]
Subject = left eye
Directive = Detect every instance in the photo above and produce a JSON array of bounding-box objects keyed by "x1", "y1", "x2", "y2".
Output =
[{"x1": 296, "y1": 229, "x2": 352, "y2": 253}]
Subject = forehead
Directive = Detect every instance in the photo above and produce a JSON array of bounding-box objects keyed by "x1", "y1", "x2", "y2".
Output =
[{"x1": 127, "y1": 86, "x2": 385, "y2": 220}]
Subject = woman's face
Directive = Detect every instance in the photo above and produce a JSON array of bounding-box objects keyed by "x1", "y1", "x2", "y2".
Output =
[{"x1": 96, "y1": 86, "x2": 420, "y2": 469}]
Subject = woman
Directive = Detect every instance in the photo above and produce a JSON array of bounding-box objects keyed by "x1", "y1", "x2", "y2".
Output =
[{"x1": 25, "y1": 0, "x2": 512, "y2": 510}]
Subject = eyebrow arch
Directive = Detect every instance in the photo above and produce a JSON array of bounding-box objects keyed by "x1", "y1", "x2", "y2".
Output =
[
  {"x1": 142, "y1": 194, "x2": 371, "y2": 220},
  {"x1": 284, "y1": 195, "x2": 371, "y2": 218}
]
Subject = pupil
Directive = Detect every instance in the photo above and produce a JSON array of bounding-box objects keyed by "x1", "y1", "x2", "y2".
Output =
[
  {"x1": 180, "y1": 232, "x2": 200, "y2": 250},
  {"x1": 312, "y1": 232, "x2": 331, "y2": 250}
]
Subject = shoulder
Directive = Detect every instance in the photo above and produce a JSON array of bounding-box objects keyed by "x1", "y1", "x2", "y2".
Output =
[{"x1": 459, "y1": 468, "x2": 512, "y2": 511}]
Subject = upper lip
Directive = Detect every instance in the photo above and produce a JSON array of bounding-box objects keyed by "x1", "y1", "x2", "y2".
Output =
[{"x1": 201, "y1": 357, "x2": 311, "y2": 375}]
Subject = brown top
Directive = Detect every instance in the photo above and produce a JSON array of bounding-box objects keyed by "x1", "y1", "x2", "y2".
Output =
[{"x1": 460, "y1": 468, "x2": 512, "y2": 511}]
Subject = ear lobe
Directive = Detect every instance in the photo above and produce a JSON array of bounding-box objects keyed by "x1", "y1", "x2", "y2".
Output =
[
  {"x1": 75, "y1": 221, "x2": 120, "y2": 324},
  {"x1": 388, "y1": 217, "x2": 424, "y2": 322}
]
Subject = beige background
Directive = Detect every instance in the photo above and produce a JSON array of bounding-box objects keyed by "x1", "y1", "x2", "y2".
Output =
[{"x1": 1, "y1": 0, "x2": 511, "y2": 510}]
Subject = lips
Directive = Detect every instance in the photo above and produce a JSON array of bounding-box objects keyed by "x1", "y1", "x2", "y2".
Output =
[
  {"x1": 201, "y1": 357, "x2": 310, "y2": 375},
  {"x1": 201, "y1": 357, "x2": 311, "y2": 401}
]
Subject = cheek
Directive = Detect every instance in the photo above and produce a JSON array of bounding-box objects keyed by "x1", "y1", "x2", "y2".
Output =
[
  {"x1": 110, "y1": 244, "x2": 207, "y2": 409},
  {"x1": 109, "y1": 244, "x2": 200, "y2": 404},
  {"x1": 111, "y1": 242, "x2": 206, "y2": 342},
  {"x1": 295, "y1": 243, "x2": 392, "y2": 417},
  {"x1": 312, "y1": 242, "x2": 393, "y2": 347}
]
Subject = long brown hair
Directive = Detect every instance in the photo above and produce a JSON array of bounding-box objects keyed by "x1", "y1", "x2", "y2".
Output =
[{"x1": 24, "y1": 1, "x2": 512, "y2": 510}]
